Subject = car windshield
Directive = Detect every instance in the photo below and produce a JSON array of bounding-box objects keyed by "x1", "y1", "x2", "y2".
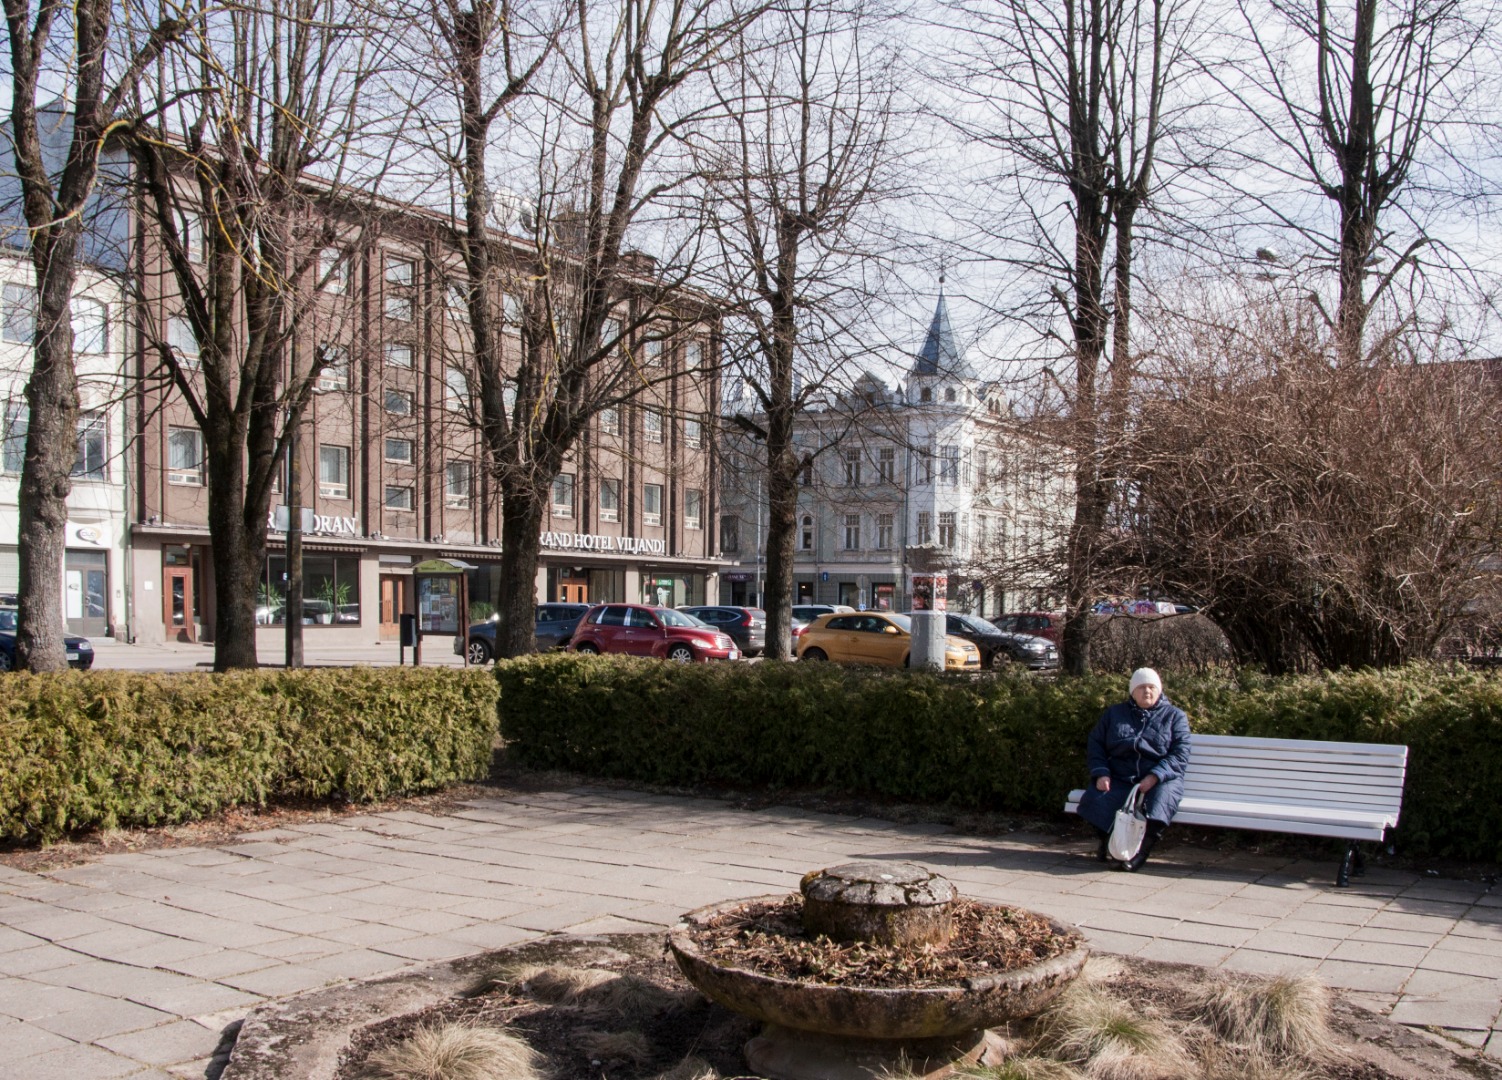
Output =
[
  {"x1": 955, "y1": 613, "x2": 1003, "y2": 633},
  {"x1": 0, "y1": 607, "x2": 16, "y2": 632},
  {"x1": 658, "y1": 608, "x2": 708, "y2": 628}
]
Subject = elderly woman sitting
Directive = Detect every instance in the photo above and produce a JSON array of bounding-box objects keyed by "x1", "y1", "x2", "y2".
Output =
[{"x1": 1077, "y1": 667, "x2": 1191, "y2": 871}]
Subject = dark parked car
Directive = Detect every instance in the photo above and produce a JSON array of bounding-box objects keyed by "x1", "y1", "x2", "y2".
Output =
[
  {"x1": 570, "y1": 603, "x2": 739, "y2": 662},
  {"x1": 0, "y1": 606, "x2": 94, "y2": 671},
  {"x1": 790, "y1": 603, "x2": 854, "y2": 623},
  {"x1": 904, "y1": 611, "x2": 1060, "y2": 670},
  {"x1": 457, "y1": 602, "x2": 592, "y2": 664},
  {"x1": 678, "y1": 605, "x2": 765, "y2": 657}
]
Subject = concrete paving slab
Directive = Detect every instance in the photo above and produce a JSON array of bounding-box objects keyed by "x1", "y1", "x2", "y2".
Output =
[
  {"x1": 13, "y1": 1039, "x2": 146, "y2": 1078},
  {"x1": 96, "y1": 1017, "x2": 231, "y2": 1065}
]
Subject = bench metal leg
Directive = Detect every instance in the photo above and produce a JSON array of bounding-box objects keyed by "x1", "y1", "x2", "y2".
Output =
[{"x1": 1337, "y1": 842, "x2": 1361, "y2": 887}]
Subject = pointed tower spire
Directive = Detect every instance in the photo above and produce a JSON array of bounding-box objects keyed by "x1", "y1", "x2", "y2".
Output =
[{"x1": 912, "y1": 280, "x2": 974, "y2": 379}]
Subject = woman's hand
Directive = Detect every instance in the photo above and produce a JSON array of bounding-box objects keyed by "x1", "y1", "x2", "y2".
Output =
[
  {"x1": 1139, "y1": 774, "x2": 1158, "y2": 793},
  {"x1": 1095, "y1": 776, "x2": 1110, "y2": 792}
]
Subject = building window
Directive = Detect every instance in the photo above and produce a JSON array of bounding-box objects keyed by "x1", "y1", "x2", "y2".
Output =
[
  {"x1": 319, "y1": 444, "x2": 349, "y2": 499},
  {"x1": 920, "y1": 386, "x2": 932, "y2": 403},
  {"x1": 685, "y1": 341, "x2": 702, "y2": 369},
  {"x1": 643, "y1": 339, "x2": 663, "y2": 366},
  {"x1": 384, "y1": 484, "x2": 413, "y2": 511},
  {"x1": 385, "y1": 342, "x2": 412, "y2": 368},
  {"x1": 844, "y1": 513, "x2": 860, "y2": 550},
  {"x1": 916, "y1": 511, "x2": 931, "y2": 545},
  {"x1": 945, "y1": 386, "x2": 956, "y2": 402},
  {"x1": 684, "y1": 417, "x2": 702, "y2": 449},
  {"x1": 503, "y1": 293, "x2": 522, "y2": 324},
  {"x1": 800, "y1": 461, "x2": 813, "y2": 486},
  {"x1": 877, "y1": 513, "x2": 894, "y2": 550},
  {"x1": 384, "y1": 257, "x2": 414, "y2": 321},
  {"x1": 721, "y1": 514, "x2": 740, "y2": 551},
  {"x1": 878, "y1": 447, "x2": 895, "y2": 483},
  {"x1": 601, "y1": 407, "x2": 620, "y2": 435},
  {"x1": 384, "y1": 437, "x2": 413, "y2": 463},
  {"x1": 168, "y1": 316, "x2": 199, "y2": 365},
  {"x1": 553, "y1": 473, "x2": 575, "y2": 518},
  {"x1": 319, "y1": 247, "x2": 346, "y2": 293},
  {"x1": 72, "y1": 411, "x2": 107, "y2": 479},
  {"x1": 446, "y1": 279, "x2": 469, "y2": 316},
  {"x1": 445, "y1": 367, "x2": 469, "y2": 411},
  {"x1": 168, "y1": 426, "x2": 204, "y2": 485},
  {"x1": 384, "y1": 388, "x2": 413, "y2": 416},
  {"x1": 800, "y1": 514, "x2": 814, "y2": 550},
  {"x1": 938, "y1": 511, "x2": 957, "y2": 548},
  {"x1": 599, "y1": 477, "x2": 620, "y2": 522},
  {"x1": 2, "y1": 283, "x2": 37, "y2": 343},
  {"x1": 643, "y1": 482, "x2": 663, "y2": 526},
  {"x1": 72, "y1": 299, "x2": 108, "y2": 354},
  {"x1": 919, "y1": 451, "x2": 933, "y2": 485},
  {"x1": 316, "y1": 344, "x2": 349, "y2": 391},
  {"x1": 977, "y1": 449, "x2": 990, "y2": 486},
  {"x1": 843, "y1": 448, "x2": 861, "y2": 486},
  {"x1": 2, "y1": 399, "x2": 28, "y2": 473},
  {"x1": 175, "y1": 210, "x2": 205, "y2": 263},
  {"x1": 685, "y1": 488, "x2": 702, "y2": 530},
  {"x1": 264, "y1": 554, "x2": 359, "y2": 625},
  {"x1": 445, "y1": 459, "x2": 472, "y2": 507},
  {"x1": 940, "y1": 445, "x2": 959, "y2": 485},
  {"x1": 644, "y1": 409, "x2": 663, "y2": 443}
]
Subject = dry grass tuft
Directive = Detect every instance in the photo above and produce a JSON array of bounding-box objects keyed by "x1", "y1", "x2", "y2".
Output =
[
  {"x1": 575, "y1": 971, "x2": 692, "y2": 1018},
  {"x1": 649, "y1": 1056, "x2": 720, "y2": 1080},
  {"x1": 579, "y1": 1028, "x2": 654, "y2": 1066},
  {"x1": 359, "y1": 1022, "x2": 540, "y2": 1080},
  {"x1": 1191, "y1": 974, "x2": 1333, "y2": 1059},
  {"x1": 959, "y1": 1056, "x2": 1088, "y2": 1079},
  {"x1": 500, "y1": 964, "x2": 618, "y2": 1004},
  {"x1": 1199, "y1": 1045, "x2": 1318, "y2": 1080},
  {"x1": 1035, "y1": 982, "x2": 1195, "y2": 1080}
]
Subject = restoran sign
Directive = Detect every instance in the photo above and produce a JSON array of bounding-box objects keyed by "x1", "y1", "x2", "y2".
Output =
[{"x1": 540, "y1": 531, "x2": 666, "y2": 555}]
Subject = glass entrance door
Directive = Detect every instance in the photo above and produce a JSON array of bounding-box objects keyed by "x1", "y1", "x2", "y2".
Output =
[
  {"x1": 165, "y1": 566, "x2": 194, "y2": 642},
  {"x1": 65, "y1": 550, "x2": 109, "y2": 636}
]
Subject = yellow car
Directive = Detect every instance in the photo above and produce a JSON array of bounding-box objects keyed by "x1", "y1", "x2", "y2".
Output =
[{"x1": 795, "y1": 611, "x2": 982, "y2": 670}]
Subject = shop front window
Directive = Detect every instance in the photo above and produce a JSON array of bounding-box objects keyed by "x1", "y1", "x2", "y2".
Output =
[{"x1": 262, "y1": 555, "x2": 361, "y2": 625}]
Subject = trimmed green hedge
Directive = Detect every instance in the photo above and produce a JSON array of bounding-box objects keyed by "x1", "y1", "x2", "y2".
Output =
[
  {"x1": 0, "y1": 667, "x2": 499, "y2": 842},
  {"x1": 497, "y1": 656, "x2": 1502, "y2": 862}
]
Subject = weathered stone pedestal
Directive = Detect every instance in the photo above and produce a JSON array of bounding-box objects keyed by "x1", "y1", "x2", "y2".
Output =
[{"x1": 669, "y1": 862, "x2": 1088, "y2": 1080}]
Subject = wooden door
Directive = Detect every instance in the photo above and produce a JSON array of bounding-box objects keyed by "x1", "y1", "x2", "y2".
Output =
[
  {"x1": 164, "y1": 566, "x2": 194, "y2": 642},
  {"x1": 379, "y1": 575, "x2": 406, "y2": 639},
  {"x1": 557, "y1": 575, "x2": 588, "y2": 604}
]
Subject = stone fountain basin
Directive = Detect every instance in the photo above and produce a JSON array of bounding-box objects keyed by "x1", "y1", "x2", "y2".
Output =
[{"x1": 668, "y1": 896, "x2": 1089, "y2": 1041}]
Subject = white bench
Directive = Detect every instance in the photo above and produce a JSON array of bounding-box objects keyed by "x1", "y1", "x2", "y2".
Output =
[{"x1": 1064, "y1": 733, "x2": 1408, "y2": 886}]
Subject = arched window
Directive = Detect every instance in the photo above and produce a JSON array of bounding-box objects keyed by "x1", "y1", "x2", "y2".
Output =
[{"x1": 800, "y1": 515, "x2": 814, "y2": 550}]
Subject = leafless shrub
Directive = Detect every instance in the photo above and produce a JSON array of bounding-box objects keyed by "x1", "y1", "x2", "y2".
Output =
[
  {"x1": 358, "y1": 1022, "x2": 540, "y2": 1080},
  {"x1": 1086, "y1": 615, "x2": 1234, "y2": 674}
]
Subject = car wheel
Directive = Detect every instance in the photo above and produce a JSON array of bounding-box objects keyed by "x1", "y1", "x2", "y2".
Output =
[
  {"x1": 801, "y1": 647, "x2": 827, "y2": 662},
  {"x1": 467, "y1": 639, "x2": 492, "y2": 665},
  {"x1": 0, "y1": 650, "x2": 11, "y2": 671},
  {"x1": 667, "y1": 644, "x2": 694, "y2": 663},
  {"x1": 988, "y1": 650, "x2": 1011, "y2": 670},
  {"x1": 575, "y1": 642, "x2": 599, "y2": 654}
]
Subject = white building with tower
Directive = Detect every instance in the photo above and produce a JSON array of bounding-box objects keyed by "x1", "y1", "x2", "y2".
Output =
[{"x1": 718, "y1": 288, "x2": 1070, "y2": 615}]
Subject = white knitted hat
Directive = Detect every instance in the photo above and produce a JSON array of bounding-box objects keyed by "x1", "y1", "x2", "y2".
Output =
[{"x1": 1129, "y1": 667, "x2": 1162, "y2": 694}]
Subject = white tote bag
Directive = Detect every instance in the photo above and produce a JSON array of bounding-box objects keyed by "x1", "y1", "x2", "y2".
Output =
[{"x1": 1108, "y1": 783, "x2": 1148, "y2": 862}]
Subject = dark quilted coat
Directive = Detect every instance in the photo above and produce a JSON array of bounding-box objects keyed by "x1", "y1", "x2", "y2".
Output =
[{"x1": 1077, "y1": 696, "x2": 1192, "y2": 831}]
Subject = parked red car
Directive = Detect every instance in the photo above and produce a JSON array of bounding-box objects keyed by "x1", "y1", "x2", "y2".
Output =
[
  {"x1": 570, "y1": 603, "x2": 740, "y2": 662},
  {"x1": 993, "y1": 611, "x2": 1064, "y2": 644}
]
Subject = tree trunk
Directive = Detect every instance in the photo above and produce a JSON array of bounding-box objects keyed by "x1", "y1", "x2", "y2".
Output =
[
  {"x1": 762, "y1": 421, "x2": 800, "y2": 661},
  {"x1": 494, "y1": 484, "x2": 546, "y2": 659},
  {"x1": 15, "y1": 256, "x2": 80, "y2": 671},
  {"x1": 206, "y1": 429, "x2": 263, "y2": 671}
]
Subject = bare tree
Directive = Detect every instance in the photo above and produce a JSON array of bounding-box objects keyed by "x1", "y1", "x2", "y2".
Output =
[
  {"x1": 697, "y1": 0, "x2": 907, "y2": 659},
  {"x1": 1123, "y1": 297, "x2": 1502, "y2": 671},
  {"x1": 127, "y1": 0, "x2": 392, "y2": 669},
  {"x1": 1217, "y1": 0, "x2": 1498, "y2": 363},
  {"x1": 2, "y1": 0, "x2": 183, "y2": 669},
  {"x1": 939, "y1": 0, "x2": 1200, "y2": 673},
  {"x1": 409, "y1": 0, "x2": 757, "y2": 659}
]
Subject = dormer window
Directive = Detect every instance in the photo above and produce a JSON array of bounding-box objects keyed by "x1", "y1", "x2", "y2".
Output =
[
  {"x1": 945, "y1": 387, "x2": 956, "y2": 403},
  {"x1": 920, "y1": 387, "x2": 932, "y2": 403}
]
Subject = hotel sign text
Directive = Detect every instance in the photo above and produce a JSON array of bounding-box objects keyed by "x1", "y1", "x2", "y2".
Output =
[{"x1": 540, "y1": 531, "x2": 666, "y2": 555}]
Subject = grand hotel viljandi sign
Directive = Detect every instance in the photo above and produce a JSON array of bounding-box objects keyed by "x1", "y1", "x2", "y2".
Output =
[{"x1": 540, "y1": 531, "x2": 666, "y2": 556}]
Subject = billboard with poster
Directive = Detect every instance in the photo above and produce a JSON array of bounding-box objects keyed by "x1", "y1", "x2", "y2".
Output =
[{"x1": 910, "y1": 573, "x2": 947, "y2": 611}]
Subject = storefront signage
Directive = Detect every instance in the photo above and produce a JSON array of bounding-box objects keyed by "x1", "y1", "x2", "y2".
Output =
[
  {"x1": 66, "y1": 523, "x2": 106, "y2": 547},
  {"x1": 268, "y1": 506, "x2": 361, "y2": 537},
  {"x1": 539, "y1": 531, "x2": 666, "y2": 555}
]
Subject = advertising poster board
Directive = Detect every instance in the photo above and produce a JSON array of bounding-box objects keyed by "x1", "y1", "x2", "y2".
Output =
[{"x1": 910, "y1": 573, "x2": 948, "y2": 612}]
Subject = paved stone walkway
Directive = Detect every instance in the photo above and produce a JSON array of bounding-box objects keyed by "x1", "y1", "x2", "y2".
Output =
[{"x1": 0, "y1": 786, "x2": 1498, "y2": 1078}]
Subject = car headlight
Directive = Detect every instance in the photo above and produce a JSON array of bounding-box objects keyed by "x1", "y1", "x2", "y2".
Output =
[
  {"x1": 1023, "y1": 641, "x2": 1048, "y2": 653},
  {"x1": 78, "y1": 642, "x2": 93, "y2": 651}
]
